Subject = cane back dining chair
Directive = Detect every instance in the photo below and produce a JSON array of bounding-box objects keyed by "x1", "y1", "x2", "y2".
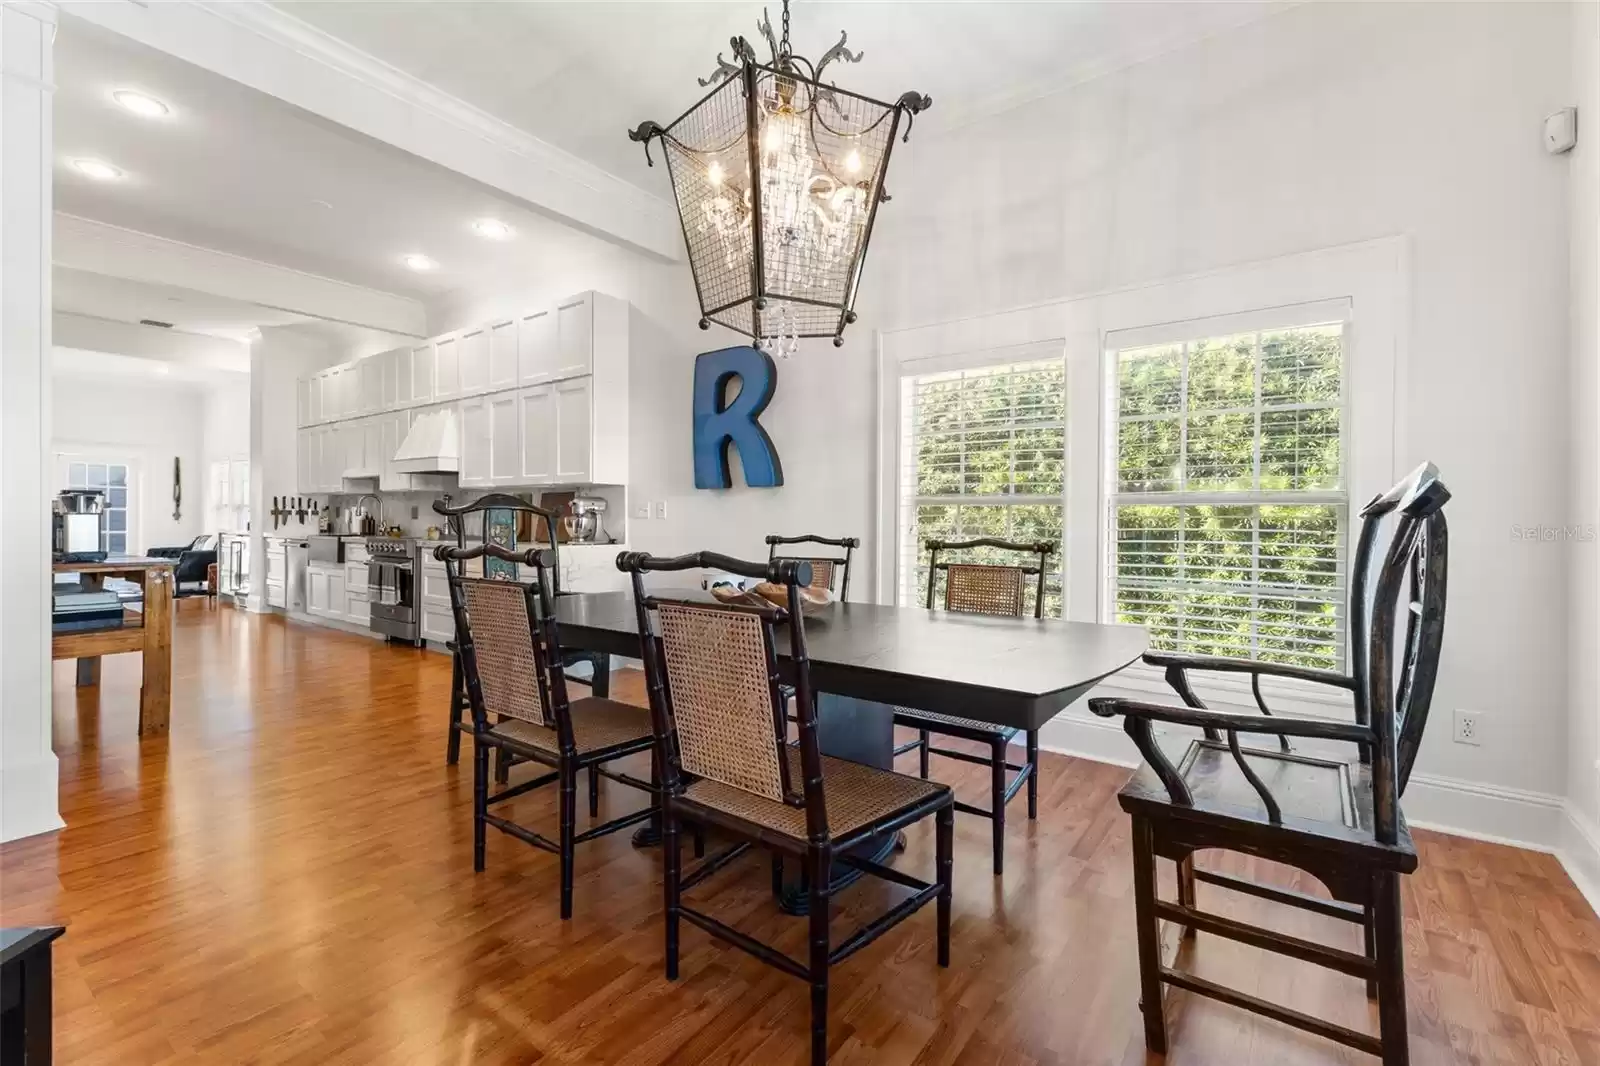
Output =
[
  {"x1": 440, "y1": 542, "x2": 658, "y2": 919},
  {"x1": 1089, "y1": 462, "x2": 1450, "y2": 1065},
  {"x1": 619, "y1": 550, "x2": 954, "y2": 1066},
  {"x1": 892, "y1": 537, "x2": 1055, "y2": 875},
  {"x1": 437, "y1": 495, "x2": 609, "y2": 797},
  {"x1": 765, "y1": 533, "x2": 860, "y2": 600}
]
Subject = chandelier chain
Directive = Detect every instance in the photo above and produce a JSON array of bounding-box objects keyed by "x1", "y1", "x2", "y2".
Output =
[{"x1": 780, "y1": 0, "x2": 791, "y2": 58}]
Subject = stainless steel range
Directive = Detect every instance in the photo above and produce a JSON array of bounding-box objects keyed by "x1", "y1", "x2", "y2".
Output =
[{"x1": 367, "y1": 537, "x2": 422, "y2": 645}]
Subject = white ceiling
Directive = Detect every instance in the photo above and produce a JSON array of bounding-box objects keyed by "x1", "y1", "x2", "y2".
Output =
[
  {"x1": 53, "y1": 17, "x2": 619, "y2": 306},
  {"x1": 54, "y1": 267, "x2": 310, "y2": 342},
  {"x1": 271, "y1": 1, "x2": 1285, "y2": 191}
]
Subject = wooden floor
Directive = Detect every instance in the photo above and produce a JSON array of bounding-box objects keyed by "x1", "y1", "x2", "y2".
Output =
[{"x1": 3, "y1": 605, "x2": 1599, "y2": 1065}]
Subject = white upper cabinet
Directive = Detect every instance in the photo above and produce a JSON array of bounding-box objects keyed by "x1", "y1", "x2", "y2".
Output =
[
  {"x1": 434, "y1": 335, "x2": 460, "y2": 401},
  {"x1": 488, "y1": 392, "x2": 521, "y2": 485},
  {"x1": 459, "y1": 327, "x2": 488, "y2": 395},
  {"x1": 411, "y1": 342, "x2": 435, "y2": 403},
  {"x1": 359, "y1": 357, "x2": 382, "y2": 415},
  {"x1": 488, "y1": 319, "x2": 518, "y2": 390},
  {"x1": 378, "y1": 410, "x2": 411, "y2": 491},
  {"x1": 395, "y1": 346, "x2": 414, "y2": 406},
  {"x1": 327, "y1": 366, "x2": 347, "y2": 421},
  {"x1": 518, "y1": 384, "x2": 555, "y2": 483},
  {"x1": 457, "y1": 395, "x2": 491, "y2": 488},
  {"x1": 379, "y1": 349, "x2": 397, "y2": 410},
  {"x1": 308, "y1": 373, "x2": 323, "y2": 424},
  {"x1": 555, "y1": 294, "x2": 594, "y2": 379},
  {"x1": 554, "y1": 376, "x2": 593, "y2": 483},
  {"x1": 517, "y1": 308, "x2": 556, "y2": 384}
]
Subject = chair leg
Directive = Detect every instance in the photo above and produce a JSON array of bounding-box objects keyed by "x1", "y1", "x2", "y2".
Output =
[
  {"x1": 1373, "y1": 871, "x2": 1409, "y2": 1066},
  {"x1": 991, "y1": 737, "x2": 1007, "y2": 876},
  {"x1": 446, "y1": 651, "x2": 463, "y2": 766},
  {"x1": 1025, "y1": 730, "x2": 1039, "y2": 820},
  {"x1": 663, "y1": 811, "x2": 681, "y2": 981},
  {"x1": 559, "y1": 764, "x2": 577, "y2": 920},
  {"x1": 1364, "y1": 904, "x2": 1380, "y2": 999},
  {"x1": 918, "y1": 729, "x2": 930, "y2": 780},
  {"x1": 494, "y1": 716, "x2": 512, "y2": 784},
  {"x1": 936, "y1": 805, "x2": 953, "y2": 968},
  {"x1": 692, "y1": 821, "x2": 706, "y2": 858},
  {"x1": 589, "y1": 765, "x2": 600, "y2": 818},
  {"x1": 472, "y1": 741, "x2": 489, "y2": 873},
  {"x1": 808, "y1": 846, "x2": 832, "y2": 1066},
  {"x1": 1130, "y1": 815, "x2": 1167, "y2": 1055},
  {"x1": 1176, "y1": 854, "x2": 1197, "y2": 940}
]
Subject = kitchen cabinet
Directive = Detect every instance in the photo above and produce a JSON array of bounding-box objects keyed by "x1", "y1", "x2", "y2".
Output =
[
  {"x1": 433, "y1": 334, "x2": 459, "y2": 401},
  {"x1": 411, "y1": 342, "x2": 435, "y2": 404},
  {"x1": 554, "y1": 294, "x2": 595, "y2": 379},
  {"x1": 322, "y1": 366, "x2": 343, "y2": 422},
  {"x1": 266, "y1": 543, "x2": 287, "y2": 609},
  {"x1": 518, "y1": 384, "x2": 555, "y2": 483},
  {"x1": 554, "y1": 377, "x2": 593, "y2": 482},
  {"x1": 488, "y1": 392, "x2": 521, "y2": 485},
  {"x1": 379, "y1": 347, "x2": 398, "y2": 410},
  {"x1": 305, "y1": 564, "x2": 346, "y2": 621},
  {"x1": 457, "y1": 395, "x2": 492, "y2": 489},
  {"x1": 359, "y1": 356, "x2": 381, "y2": 415},
  {"x1": 395, "y1": 346, "x2": 414, "y2": 406},
  {"x1": 308, "y1": 372, "x2": 323, "y2": 424},
  {"x1": 378, "y1": 410, "x2": 412, "y2": 492},
  {"x1": 517, "y1": 308, "x2": 556, "y2": 384},
  {"x1": 488, "y1": 319, "x2": 517, "y2": 390},
  {"x1": 459, "y1": 327, "x2": 488, "y2": 395}
]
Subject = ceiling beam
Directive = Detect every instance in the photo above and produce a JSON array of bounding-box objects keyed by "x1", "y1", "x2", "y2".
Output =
[
  {"x1": 54, "y1": 311, "x2": 251, "y2": 373},
  {"x1": 55, "y1": 214, "x2": 428, "y2": 338},
  {"x1": 60, "y1": 0, "x2": 683, "y2": 263}
]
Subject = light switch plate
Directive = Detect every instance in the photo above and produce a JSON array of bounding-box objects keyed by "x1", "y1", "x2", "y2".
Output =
[
  {"x1": 632, "y1": 504, "x2": 650, "y2": 520},
  {"x1": 653, "y1": 501, "x2": 668, "y2": 519}
]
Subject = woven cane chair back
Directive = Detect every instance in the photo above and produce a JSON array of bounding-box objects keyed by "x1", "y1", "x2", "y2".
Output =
[
  {"x1": 795, "y1": 558, "x2": 835, "y2": 594},
  {"x1": 458, "y1": 577, "x2": 551, "y2": 727},
  {"x1": 654, "y1": 600, "x2": 793, "y2": 803},
  {"x1": 943, "y1": 564, "x2": 1027, "y2": 617}
]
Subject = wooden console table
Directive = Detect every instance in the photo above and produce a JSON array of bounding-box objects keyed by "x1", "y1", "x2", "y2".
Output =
[{"x1": 52, "y1": 556, "x2": 174, "y2": 735}]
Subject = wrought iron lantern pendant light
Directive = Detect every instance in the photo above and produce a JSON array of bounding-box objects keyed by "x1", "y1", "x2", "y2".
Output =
[{"x1": 629, "y1": 0, "x2": 931, "y2": 356}]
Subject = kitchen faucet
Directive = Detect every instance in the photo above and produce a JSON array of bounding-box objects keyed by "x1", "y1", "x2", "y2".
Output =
[{"x1": 354, "y1": 493, "x2": 382, "y2": 535}]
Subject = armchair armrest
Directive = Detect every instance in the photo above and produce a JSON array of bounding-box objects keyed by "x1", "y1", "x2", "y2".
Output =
[
  {"x1": 1142, "y1": 650, "x2": 1355, "y2": 691},
  {"x1": 1089, "y1": 696, "x2": 1375, "y2": 822}
]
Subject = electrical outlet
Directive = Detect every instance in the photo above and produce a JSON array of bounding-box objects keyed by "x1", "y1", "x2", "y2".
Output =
[
  {"x1": 1453, "y1": 709, "x2": 1481, "y2": 746},
  {"x1": 654, "y1": 501, "x2": 668, "y2": 519},
  {"x1": 632, "y1": 504, "x2": 650, "y2": 520},
  {"x1": 410, "y1": 506, "x2": 419, "y2": 520}
]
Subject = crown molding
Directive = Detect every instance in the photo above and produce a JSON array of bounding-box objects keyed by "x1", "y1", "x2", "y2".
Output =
[{"x1": 59, "y1": 0, "x2": 682, "y2": 262}]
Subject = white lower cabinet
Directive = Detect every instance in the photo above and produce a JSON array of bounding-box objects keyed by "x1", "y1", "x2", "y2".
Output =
[
  {"x1": 420, "y1": 604, "x2": 454, "y2": 644},
  {"x1": 266, "y1": 544, "x2": 287, "y2": 609},
  {"x1": 305, "y1": 564, "x2": 346, "y2": 621}
]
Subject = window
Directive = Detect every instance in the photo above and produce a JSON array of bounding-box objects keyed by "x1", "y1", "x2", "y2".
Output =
[
  {"x1": 898, "y1": 357, "x2": 1066, "y2": 615},
  {"x1": 66, "y1": 461, "x2": 131, "y2": 554},
  {"x1": 1107, "y1": 314, "x2": 1347, "y2": 669}
]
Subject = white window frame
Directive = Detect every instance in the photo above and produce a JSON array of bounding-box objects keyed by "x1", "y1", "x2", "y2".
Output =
[{"x1": 876, "y1": 237, "x2": 1406, "y2": 716}]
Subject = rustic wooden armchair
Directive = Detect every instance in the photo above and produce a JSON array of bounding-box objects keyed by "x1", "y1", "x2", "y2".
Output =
[
  {"x1": 619, "y1": 550, "x2": 954, "y2": 1066},
  {"x1": 765, "y1": 533, "x2": 860, "y2": 600},
  {"x1": 440, "y1": 542, "x2": 658, "y2": 920},
  {"x1": 1090, "y1": 462, "x2": 1450, "y2": 1065},
  {"x1": 893, "y1": 537, "x2": 1054, "y2": 874}
]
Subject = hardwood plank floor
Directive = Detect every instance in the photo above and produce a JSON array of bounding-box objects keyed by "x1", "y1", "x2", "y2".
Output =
[{"x1": 2, "y1": 604, "x2": 1596, "y2": 1065}]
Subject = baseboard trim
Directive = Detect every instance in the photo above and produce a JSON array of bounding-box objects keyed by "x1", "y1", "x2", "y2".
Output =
[
  {"x1": 0, "y1": 753, "x2": 64, "y2": 844},
  {"x1": 1560, "y1": 804, "x2": 1600, "y2": 919}
]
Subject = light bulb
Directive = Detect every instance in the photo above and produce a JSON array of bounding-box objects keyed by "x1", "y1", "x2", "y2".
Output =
[
  {"x1": 844, "y1": 149, "x2": 862, "y2": 174},
  {"x1": 112, "y1": 90, "x2": 169, "y2": 118},
  {"x1": 763, "y1": 120, "x2": 783, "y2": 152},
  {"x1": 708, "y1": 160, "x2": 724, "y2": 186}
]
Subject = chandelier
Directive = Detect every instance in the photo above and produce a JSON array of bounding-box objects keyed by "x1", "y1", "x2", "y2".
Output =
[{"x1": 629, "y1": 0, "x2": 931, "y2": 357}]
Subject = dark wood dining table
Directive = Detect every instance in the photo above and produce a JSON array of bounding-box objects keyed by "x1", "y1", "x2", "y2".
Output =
[{"x1": 554, "y1": 590, "x2": 1148, "y2": 909}]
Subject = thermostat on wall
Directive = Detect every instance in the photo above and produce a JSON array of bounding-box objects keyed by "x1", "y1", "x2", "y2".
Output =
[{"x1": 1545, "y1": 106, "x2": 1578, "y2": 155}]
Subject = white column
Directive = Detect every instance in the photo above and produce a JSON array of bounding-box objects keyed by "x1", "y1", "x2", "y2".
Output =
[{"x1": 0, "y1": 2, "x2": 62, "y2": 842}]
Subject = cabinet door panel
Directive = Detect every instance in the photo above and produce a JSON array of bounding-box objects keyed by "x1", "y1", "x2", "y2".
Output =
[
  {"x1": 395, "y1": 347, "x2": 414, "y2": 405},
  {"x1": 434, "y1": 336, "x2": 459, "y2": 400},
  {"x1": 411, "y1": 343, "x2": 434, "y2": 403},
  {"x1": 518, "y1": 309, "x2": 556, "y2": 384},
  {"x1": 488, "y1": 392, "x2": 521, "y2": 484},
  {"x1": 459, "y1": 398, "x2": 491, "y2": 488},
  {"x1": 518, "y1": 385, "x2": 555, "y2": 483},
  {"x1": 555, "y1": 295, "x2": 593, "y2": 378},
  {"x1": 379, "y1": 412, "x2": 409, "y2": 491},
  {"x1": 554, "y1": 377, "x2": 592, "y2": 482},
  {"x1": 488, "y1": 319, "x2": 518, "y2": 389},
  {"x1": 459, "y1": 328, "x2": 488, "y2": 394}
]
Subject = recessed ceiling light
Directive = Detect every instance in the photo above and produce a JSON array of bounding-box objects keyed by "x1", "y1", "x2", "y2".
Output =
[
  {"x1": 472, "y1": 218, "x2": 513, "y2": 240},
  {"x1": 71, "y1": 159, "x2": 123, "y2": 181},
  {"x1": 403, "y1": 254, "x2": 437, "y2": 272},
  {"x1": 112, "y1": 90, "x2": 169, "y2": 118}
]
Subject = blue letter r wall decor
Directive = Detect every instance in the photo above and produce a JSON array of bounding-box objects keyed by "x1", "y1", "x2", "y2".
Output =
[{"x1": 692, "y1": 345, "x2": 783, "y2": 489}]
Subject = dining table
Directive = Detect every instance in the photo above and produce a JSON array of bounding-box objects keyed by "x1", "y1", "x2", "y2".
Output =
[{"x1": 554, "y1": 589, "x2": 1149, "y2": 911}]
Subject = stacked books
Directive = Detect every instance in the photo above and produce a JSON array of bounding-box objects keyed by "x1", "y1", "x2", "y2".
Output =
[{"x1": 52, "y1": 588, "x2": 126, "y2": 632}]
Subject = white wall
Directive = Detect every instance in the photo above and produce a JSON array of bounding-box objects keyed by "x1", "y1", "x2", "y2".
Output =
[
  {"x1": 1566, "y1": 0, "x2": 1600, "y2": 901},
  {"x1": 51, "y1": 372, "x2": 206, "y2": 552},
  {"x1": 201, "y1": 375, "x2": 250, "y2": 532},
  {"x1": 864, "y1": 2, "x2": 1575, "y2": 811},
  {"x1": 428, "y1": 242, "x2": 880, "y2": 591}
]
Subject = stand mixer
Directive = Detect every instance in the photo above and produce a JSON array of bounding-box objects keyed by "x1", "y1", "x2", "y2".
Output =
[{"x1": 563, "y1": 494, "x2": 610, "y2": 544}]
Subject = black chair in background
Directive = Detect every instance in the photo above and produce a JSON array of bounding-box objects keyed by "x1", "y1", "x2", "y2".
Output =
[
  {"x1": 892, "y1": 537, "x2": 1054, "y2": 875},
  {"x1": 765, "y1": 533, "x2": 859, "y2": 600},
  {"x1": 150, "y1": 534, "x2": 217, "y2": 599},
  {"x1": 440, "y1": 542, "x2": 658, "y2": 919},
  {"x1": 1090, "y1": 463, "x2": 1450, "y2": 1066},
  {"x1": 620, "y1": 550, "x2": 953, "y2": 1066}
]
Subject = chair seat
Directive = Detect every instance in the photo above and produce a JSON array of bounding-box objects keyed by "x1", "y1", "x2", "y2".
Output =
[
  {"x1": 488, "y1": 697, "x2": 653, "y2": 758},
  {"x1": 1119, "y1": 737, "x2": 1416, "y2": 869},
  {"x1": 682, "y1": 748, "x2": 949, "y2": 842},
  {"x1": 892, "y1": 706, "x2": 1018, "y2": 741}
]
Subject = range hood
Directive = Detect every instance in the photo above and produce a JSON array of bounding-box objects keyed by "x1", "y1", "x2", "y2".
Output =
[{"x1": 392, "y1": 407, "x2": 460, "y2": 475}]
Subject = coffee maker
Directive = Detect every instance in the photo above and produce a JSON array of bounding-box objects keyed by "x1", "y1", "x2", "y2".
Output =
[{"x1": 53, "y1": 489, "x2": 107, "y2": 563}]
